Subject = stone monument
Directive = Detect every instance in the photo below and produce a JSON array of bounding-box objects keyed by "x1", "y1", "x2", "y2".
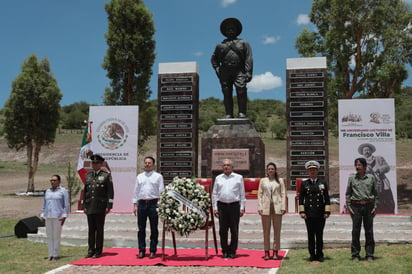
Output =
[
  {"x1": 201, "y1": 118, "x2": 265, "y2": 179},
  {"x1": 203, "y1": 18, "x2": 264, "y2": 179},
  {"x1": 157, "y1": 62, "x2": 199, "y2": 184}
]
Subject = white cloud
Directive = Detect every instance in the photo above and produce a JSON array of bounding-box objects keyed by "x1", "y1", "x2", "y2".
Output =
[
  {"x1": 296, "y1": 14, "x2": 310, "y2": 25},
  {"x1": 221, "y1": 0, "x2": 237, "y2": 7},
  {"x1": 248, "y1": 72, "x2": 282, "y2": 93},
  {"x1": 262, "y1": 35, "x2": 280, "y2": 45},
  {"x1": 193, "y1": 51, "x2": 204, "y2": 57}
]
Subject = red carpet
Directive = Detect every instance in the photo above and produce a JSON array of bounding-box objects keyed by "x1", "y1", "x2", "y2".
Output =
[{"x1": 71, "y1": 248, "x2": 286, "y2": 268}]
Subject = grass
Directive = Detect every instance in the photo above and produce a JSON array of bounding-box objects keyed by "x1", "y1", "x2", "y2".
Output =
[
  {"x1": 0, "y1": 219, "x2": 411, "y2": 273},
  {"x1": 278, "y1": 245, "x2": 412, "y2": 274},
  {"x1": 0, "y1": 219, "x2": 85, "y2": 273}
]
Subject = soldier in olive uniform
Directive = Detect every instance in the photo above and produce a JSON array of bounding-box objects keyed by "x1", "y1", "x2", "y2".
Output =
[
  {"x1": 299, "y1": 160, "x2": 331, "y2": 262},
  {"x1": 83, "y1": 154, "x2": 114, "y2": 258}
]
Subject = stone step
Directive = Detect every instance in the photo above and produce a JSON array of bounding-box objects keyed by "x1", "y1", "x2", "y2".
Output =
[{"x1": 28, "y1": 212, "x2": 412, "y2": 249}]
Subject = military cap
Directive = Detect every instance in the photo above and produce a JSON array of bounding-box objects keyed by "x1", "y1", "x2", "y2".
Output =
[
  {"x1": 90, "y1": 154, "x2": 105, "y2": 163},
  {"x1": 305, "y1": 160, "x2": 320, "y2": 169},
  {"x1": 220, "y1": 17, "x2": 242, "y2": 37}
]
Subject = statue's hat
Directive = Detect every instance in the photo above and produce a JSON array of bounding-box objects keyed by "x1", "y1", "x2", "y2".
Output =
[{"x1": 220, "y1": 17, "x2": 242, "y2": 37}]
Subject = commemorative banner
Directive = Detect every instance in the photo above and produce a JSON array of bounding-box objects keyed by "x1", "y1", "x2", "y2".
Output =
[
  {"x1": 338, "y1": 99, "x2": 397, "y2": 214},
  {"x1": 89, "y1": 106, "x2": 139, "y2": 212}
]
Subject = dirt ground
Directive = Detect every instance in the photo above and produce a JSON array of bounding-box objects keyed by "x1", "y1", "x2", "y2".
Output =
[{"x1": 0, "y1": 138, "x2": 411, "y2": 219}]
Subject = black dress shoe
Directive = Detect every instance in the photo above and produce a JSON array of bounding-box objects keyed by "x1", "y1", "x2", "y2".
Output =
[
  {"x1": 222, "y1": 252, "x2": 228, "y2": 258},
  {"x1": 93, "y1": 253, "x2": 102, "y2": 258},
  {"x1": 229, "y1": 253, "x2": 236, "y2": 259},
  {"x1": 85, "y1": 252, "x2": 95, "y2": 258},
  {"x1": 318, "y1": 256, "x2": 324, "y2": 262},
  {"x1": 48, "y1": 257, "x2": 53, "y2": 261},
  {"x1": 137, "y1": 251, "x2": 145, "y2": 259},
  {"x1": 309, "y1": 255, "x2": 316, "y2": 261},
  {"x1": 149, "y1": 252, "x2": 156, "y2": 259}
]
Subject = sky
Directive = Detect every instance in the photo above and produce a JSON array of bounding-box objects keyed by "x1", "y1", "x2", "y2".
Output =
[{"x1": 1, "y1": 0, "x2": 411, "y2": 108}]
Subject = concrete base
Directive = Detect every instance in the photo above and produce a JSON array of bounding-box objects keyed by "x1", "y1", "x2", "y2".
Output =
[
  {"x1": 28, "y1": 212, "x2": 412, "y2": 250},
  {"x1": 201, "y1": 118, "x2": 265, "y2": 178}
]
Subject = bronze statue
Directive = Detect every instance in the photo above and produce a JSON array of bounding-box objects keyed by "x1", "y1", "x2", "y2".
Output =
[{"x1": 211, "y1": 18, "x2": 253, "y2": 118}]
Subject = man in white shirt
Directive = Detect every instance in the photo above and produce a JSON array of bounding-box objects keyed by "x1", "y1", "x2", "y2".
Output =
[
  {"x1": 212, "y1": 159, "x2": 246, "y2": 259},
  {"x1": 132, "y1": 156, "x2": 164, "y2": 259}
]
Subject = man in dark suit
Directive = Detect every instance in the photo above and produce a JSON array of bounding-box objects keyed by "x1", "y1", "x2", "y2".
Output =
[
  {"x1": 83, "y1": 154, "x2": 114, "y2": 258},
  {"x1": 299, "y1": 160, "x2": 331, "y2": 262}
]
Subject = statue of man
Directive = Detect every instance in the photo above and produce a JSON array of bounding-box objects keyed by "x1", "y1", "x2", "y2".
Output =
[{"x1": 211, "y1": 18, "x2": 253, "y2": 119}]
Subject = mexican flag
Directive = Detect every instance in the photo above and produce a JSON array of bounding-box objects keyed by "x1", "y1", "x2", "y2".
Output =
[{"x1": 77, "y1": 121, "x2": 92, "y2": 184}]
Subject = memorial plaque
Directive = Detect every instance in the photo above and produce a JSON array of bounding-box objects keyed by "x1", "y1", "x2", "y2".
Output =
[
  {"x1": 211, "y1": 149, "x2": 249, "y2": 171},
  {"x1": 161, "y1": 171, "x2": 192, "y2": 178},
  {"x1": 290, "y1": 82, "x2": 324, "y2": 88},
  {"x1": 290, "y1": 91, "x2": 324, "y2": 97},
  {"x1": 161, "y1": 86, "x2": 192, "y2": 92},
  {"x1": 160, "y1": 152, "x2": 192, "y2": 158},
  {"x1": 290, "y1": 111, "x2": 324, "y2": 117},
  {"x1": 290, "y1": 121, "x2": 324, "y2": 127},
  {"x1": 290, "y1": 101, "x2": 324, "y2": 108},
  {"x1": 161, "y1": 76, "x2": 193, "y2": 83},
  {"x1": 291, "y1": 150, "x2": 325, "y2": 156},
  {"x1": 160, "y1": 142, "x2": 192, "y2": 148},
  {"x1": 160, "y1": 123, "x2": 192, "y2": 129},
  {"x1": 291, "y1": 140, "x2": 325, "y2": 146},
  {"x1": 290, "y1": 72, "x2": 324, "y2": 78},
  {"x1": 157, "y1": 62, "x2": 199, "y2": 182},
  {"x1": 160, "y1": 132, "x2": 192, "y2": 138},
  {"x1": 286, "y1": 57, "x2": 328, "y2": 189},
  {"x1": 161, "y1": 104, "x2": 193, "y2": 111},
  {"x1": 160, "y1": 161, "x2": 192, "y2": 167},
  {"x1": 160, "y1": 114, "x2": 192, "y2": 120},
  {"x1": 161, "y1": 95, "x2": 193, "y2": 101},
  {"x1": 290, "y1": 131, "x2": 325, "y2": 137}
]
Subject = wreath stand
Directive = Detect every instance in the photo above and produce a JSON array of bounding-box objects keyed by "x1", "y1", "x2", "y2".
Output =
[{"x1": 161, "y1": 179, "x2": 218, "y2": 261}]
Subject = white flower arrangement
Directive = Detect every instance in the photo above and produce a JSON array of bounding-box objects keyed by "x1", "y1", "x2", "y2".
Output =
[
  {"x1": 157, "y1": 177, "x2": 211, "y2": 237},
  {"x1": 319, "y1": 184, "x2": 325, "y2": 190}
]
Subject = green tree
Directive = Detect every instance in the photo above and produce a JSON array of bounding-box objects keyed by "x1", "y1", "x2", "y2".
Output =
[
  {"x1": 395, "y1": 86, "x2": 412, "y2": 139},
  {"x1": 199, "y1": 97, "x2": 225, "y2": 131},
  {"x1": 254, "y1": 116, "x2": 268, "y2": 134},
  {"x1": 270, "y1": 120, "x2": 287, "y2": 140},
  {"x1": 3, "y1": 54, "x2": 62, "y2": 192},
  {"x1": 102, "y1": 0, "x2": 156, "y2": 146},
  {"x1": 60, "y1": 101, "x2": 90, "y2": 129},
  {"x1": 296, "y1": 0, "x2": 412, "y2": 132}
]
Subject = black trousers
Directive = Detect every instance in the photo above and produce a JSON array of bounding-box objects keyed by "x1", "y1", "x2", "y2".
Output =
[
  {"x1": 87, "y1": 213, "x2": 106, "y2": 254},
  {"x1": 304, "y1": 217, "x2": 326, "y2": 258},
  {"x1": 351, "y1": 203, "x2": 375, "y2": 258},
  {"x1": 217, "y1": 201, "x2": 240, "y2": 255},
  {"x1": 219, "y1": 68, "x2": 247, "y2": 116}
]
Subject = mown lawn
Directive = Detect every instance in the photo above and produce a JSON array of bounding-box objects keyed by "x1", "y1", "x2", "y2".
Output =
[{"x1": 1, "y1": 218, "x2": 411, "y2": 274}]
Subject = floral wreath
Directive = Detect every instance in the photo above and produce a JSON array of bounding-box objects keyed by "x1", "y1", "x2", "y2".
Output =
[{"x1": 157, "y1": 177, "x2": 211, "y2": 237}]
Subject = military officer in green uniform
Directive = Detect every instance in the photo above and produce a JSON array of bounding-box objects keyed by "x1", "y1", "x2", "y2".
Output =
[
  {"x1": 83, "y1": 154, "x2": 114, "y2": 258},
  {"x1": 299, "y1": 160, "x2": 331, "y2": 262}
]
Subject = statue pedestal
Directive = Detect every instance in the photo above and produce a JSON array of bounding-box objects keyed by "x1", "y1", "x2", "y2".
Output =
[{"x1": 201, "y1": 118, "x2": 265, "y2": 178}]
